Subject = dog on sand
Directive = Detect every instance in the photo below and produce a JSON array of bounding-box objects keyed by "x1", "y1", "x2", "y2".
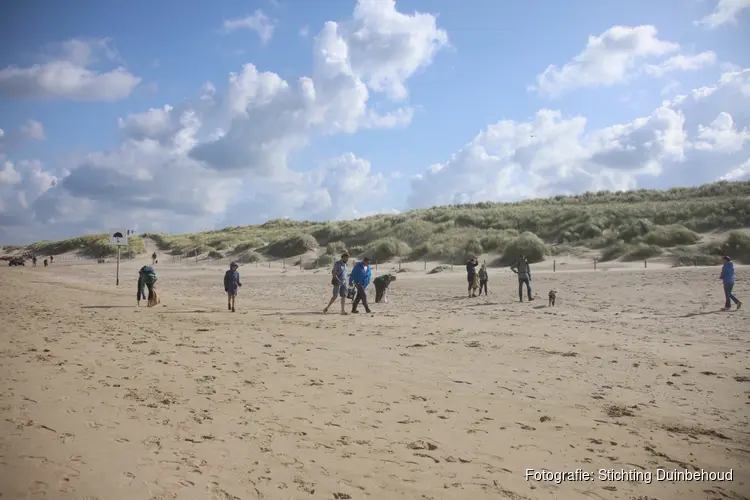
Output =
[{"x1": 548, "y1": 290, "x2": 557, "y2": 307}]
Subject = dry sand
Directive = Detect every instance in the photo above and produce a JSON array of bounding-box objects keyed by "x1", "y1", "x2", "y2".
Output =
[{"x1": 1, "y1": 255, "x2": 748, "y2": 500}]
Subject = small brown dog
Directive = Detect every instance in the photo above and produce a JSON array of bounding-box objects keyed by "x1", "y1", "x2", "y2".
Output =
[{"x1": 548, "y1": 290, "x2": 557, "y2": 307}]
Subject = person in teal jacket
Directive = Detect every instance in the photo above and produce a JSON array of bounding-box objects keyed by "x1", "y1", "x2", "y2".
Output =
[
  {"x1": 138, "y1": 265, "x2": 158, "y2": 307},
  {"x1": 348, "y1": 257, "x2": 372, "y2": 314},
  {"x1": 720, "y1": 256, "x2": 742, "y2": 311}
]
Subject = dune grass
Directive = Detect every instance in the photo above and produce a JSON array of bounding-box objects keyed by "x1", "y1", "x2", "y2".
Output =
[
  {"x1": 20, "y1": 181, "x2": 750, "y2": 266},
  {"x1": 29, "y1": 234, "x2": 144, "y2": 259}
]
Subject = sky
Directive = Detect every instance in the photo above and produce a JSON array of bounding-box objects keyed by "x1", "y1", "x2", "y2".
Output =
[{"x1": 0, "y1": 0, "x2": 749, "y2": 244}]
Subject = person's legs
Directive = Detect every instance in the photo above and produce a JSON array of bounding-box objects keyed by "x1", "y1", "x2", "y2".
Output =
[
  {"x1": 480, "y1": 280, "x2": 487, "y2": 295},
  {"x1": 228, "y1": 292, "x2": 233, "y2": 310},
  {"x1": 468, "y1": 279, "x2": 472, "y2": 297},
  {"x1": 146, "y1": 283, "x2": 154, "y2": 305},
  {"x1": 724, "y1": 282, "x2": 740, "y2": 308},
  {"x1": 518, "y1": 279, "x2": 524, "y2": 301},
  {"x1": 356, "y1": 284, "x2": 371, "y2": 313},
  {"x1": 352, "y1": 288, "x2": 361, "y2": 312},
  {"x1": 325, "y1": 285, "x2": 347, "y2": 314},
  {"x1": 231, "y1": 294, "x2": 236, "y2": 312},
  {"x1": 525, "y1": 279, "x2": 533, "y2": 300}
]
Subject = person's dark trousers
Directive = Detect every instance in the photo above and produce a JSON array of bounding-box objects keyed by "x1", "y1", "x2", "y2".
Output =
[
  {"x1": 374, "y1": 281, "x2": 386, "y2": 303},
  {"x1": 146, "y1": 282, "x2": 155, "y2": 302},
  {"x1": 352, "y1": 284, "x2": 370, "y2": 313},
  {"x1": 480, "y1": 280, "x2": 488, "y2": 295},
  {"x1": 518, "y1": 278, "x2": 532, "y2": 301},
  {"x1": 467, "y1": 275, "x2": 475, "y2": 293},
  {"x1": 137, "y1": 279, "x2": 147, "y2": 301},
  {"x1": 724, "y1": 282, "x2": 739, "y2": 308}
]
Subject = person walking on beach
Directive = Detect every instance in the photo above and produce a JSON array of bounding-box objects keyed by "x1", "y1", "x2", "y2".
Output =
[
  {"x1": 374, "y1": 274, "x2": 396, "y2": 303},
  {"x1": 466, "y1": 257, "x2": 479, "y2": 297},
  {"x1": 323, "y1": 252, "x2": 350, "y2": 315},
  {"x1": 511, "y1": 254, "x2": 534, "y2": 302},
  {"x1": 349, "y1": 257, "x2": 372, "y2": 314},
  {"x1": 152, "y1": 252, "x2": 157, "y2": 265},
  {"x1": 224, "y1": 261, "x2": 242, "y2": 312},
  {"x1": 478, "y1": 263, "x2": 489, "y2": 296},
  {"x1": 720, "y1": 256, "x2": 742, "y2": 311},
  {"x1": 49, "y1": 255, "x2": 53, "y2": 264},
  {"x1": 32, "y1": 255, "x2": 37, "y2": 267}
]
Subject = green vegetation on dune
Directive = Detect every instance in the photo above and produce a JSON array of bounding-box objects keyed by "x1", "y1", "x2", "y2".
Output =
[
  {"x1": 29, "y1": 234, "x2": 144, "y2": 259},
  {"x1": 21, "y1": 181, "x2": 750, "y2": 266}
]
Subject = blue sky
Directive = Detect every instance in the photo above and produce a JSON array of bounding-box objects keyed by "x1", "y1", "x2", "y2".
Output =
[{"x1": 1, "y1": 0, "x2": 749, "y2": 243}]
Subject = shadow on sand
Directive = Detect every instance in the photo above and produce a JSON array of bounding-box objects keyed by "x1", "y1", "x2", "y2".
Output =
[
  {"x1": 680, "y1": 309, "x2": 728, "y2": 318},
  {"x1": 261, "y1": 311, "x2": 321, "y2": 317},
  {"x1": 80, "y1": 305, "x2": 132, "y2": 309}
]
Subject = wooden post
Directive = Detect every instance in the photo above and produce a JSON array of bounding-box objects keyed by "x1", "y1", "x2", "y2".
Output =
[
  {"x1": 424, "y1": 259, "x2": 427, "y2": 270},
  {"x1": 399, "y1": 260, "x2": 402, "y2": 271},
  {"x1": 375, "y1": 261, "x2": 378, "y2": 271},
  {"x1": 300, "y1": 259, "x2": 302, "y2": 271},
  {"x1": 594, "y1": 258, "x2": 597, "y2": 271},
  {"x1": 283, "y1": 257, "x2": 286, "y2": 269},
  {"x1": 268, "y1": 260, "x2": 271, "y2": 268},
  {"x1": 644, "y1": 259, "x2": 647, "y2": 268},
  {"x1": 553, "y1": 260, "x2": 556, "y2": 272},
  {"x1": 451, "y1": 254, "x2": 454, "y2": 271},
  {"x1": 116, "y1": 247, "x2": 120, "y2": 286}
]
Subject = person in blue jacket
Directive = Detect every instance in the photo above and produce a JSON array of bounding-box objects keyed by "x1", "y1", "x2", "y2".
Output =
[
  {"x1": 719, "y1": 255, "x2": 742, "y2": 311},
  {"x1": 348, "y1": 256, "x2": 372, "y2": 314}
]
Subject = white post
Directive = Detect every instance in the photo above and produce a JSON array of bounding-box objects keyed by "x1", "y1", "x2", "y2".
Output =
[{"x1": 116, "y1": 246, "x2": 120, "y2": 286}]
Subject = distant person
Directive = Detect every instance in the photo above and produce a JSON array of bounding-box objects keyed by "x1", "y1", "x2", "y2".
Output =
[
  {"x1": 50, "y1": 255, "x2": 54, "y2": 264},
  {"x1": 478, "y1": 263, "x2": 489, "y2": 296},
  {"x1": 324, "y1": 252, "x2": 350, "y2": 315},
  {"x1": 223, "y1": 261, "x2": 243, "y2": 312},
  {"x1": 374, "y1": 274, "x2": 396, "y2": 303},
  {"x1": 138, "y1": 265, "x2": 159, "y2": 307},
  {"x1": 349, "y1": 257, "x2": 372, "y2": 314},
  {"x1": 720, "y1": 256, "x2": 742, "y2": 311},
  {"x1": 510, "y1": 254, "x2": 534, "y2": 302},
  {"x1": 466, "y1": 257, "x2": 479, "y2": 297},
  {"x1": 152, "y1": 252, "x2": 157, "y2": 265},
  {"x1": 32, "y1": 256, "x2": 37, "y2": 267},
  {"x1": 43, "y1": 258, "x2": 48, "y2": 267}
]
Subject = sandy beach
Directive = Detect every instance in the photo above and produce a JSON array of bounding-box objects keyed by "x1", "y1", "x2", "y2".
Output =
[{"x1": 1, "y1": 256, "x2": 748, "y2": 500}]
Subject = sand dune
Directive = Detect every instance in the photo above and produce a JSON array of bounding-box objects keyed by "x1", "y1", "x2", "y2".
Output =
[{"x1": 0, "y1": 256, "x2": 748, "y2": 500}]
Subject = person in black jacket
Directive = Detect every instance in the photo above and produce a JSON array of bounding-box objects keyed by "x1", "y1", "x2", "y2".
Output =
[{"x1": 510, "y1": 255, "x2": 533, "y2": 302}]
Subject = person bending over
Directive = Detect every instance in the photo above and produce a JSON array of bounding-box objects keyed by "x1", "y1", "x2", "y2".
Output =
[{"x1": 374, "y1": 274, "x2": 397, "y2": 303}]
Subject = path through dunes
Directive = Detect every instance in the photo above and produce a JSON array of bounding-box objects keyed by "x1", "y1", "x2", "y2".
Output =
[{"x1": 0, "y1": 260, "x2": 748, "y2": 499}]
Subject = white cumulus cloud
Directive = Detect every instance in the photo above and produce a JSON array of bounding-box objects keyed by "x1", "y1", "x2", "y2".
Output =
[
  {"x1": 530, "y1": 25, "x2": 680, "y2": 98},
  {"x1": 0, "y1": 0, "x2": 447, "y2": 243},
  {"x1": 696, "y1": 0, "x2": 750, "y2": 28},
  {"x1": 410, "y1": 68, "x2": 750, "y2": 209},
  {"x1": 0, "y1": 37, "x2": 141, "y2": 102},
  {"x1": 222, "y1": 10, "x2": 276, "y2": 44}
]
